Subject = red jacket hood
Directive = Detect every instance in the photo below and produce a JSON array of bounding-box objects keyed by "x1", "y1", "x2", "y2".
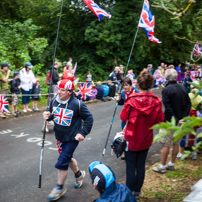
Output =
[{"x1": 126, "y1": 92, "x2": 162, "y2": 116}]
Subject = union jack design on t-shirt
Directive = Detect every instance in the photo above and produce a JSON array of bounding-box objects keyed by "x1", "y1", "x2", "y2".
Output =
[{"x1": 53, "y1": 107, "x2": 73, "y2": 126}]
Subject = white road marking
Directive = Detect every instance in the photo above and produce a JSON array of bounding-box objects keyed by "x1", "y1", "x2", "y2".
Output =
[
  {"x1": 27, "y1": 137, "x2": 42, "y2": 142},
  {"x1": 48, "y1": 147, "x2": 58, "y2": 151},
  {"x1": 11, "y1": 132, "x2": 29, "y2": 138},
  {"x1": 37, "y1": 141, "x2": 52, "y2": 146},
  {"x1": 0, "y1": 129, "x2": 12, "y2": 134},
  {"x1": 1, "y1": 129, "x2": 57, "y2": 151}
]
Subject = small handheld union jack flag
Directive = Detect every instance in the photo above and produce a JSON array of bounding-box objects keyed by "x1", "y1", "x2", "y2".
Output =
[
  {"x1": 53, "y1": 107, "x2": 74, "y2": 126},
  {"x1": 0, "y1": 95, "x2": 10, "y2": 113},
  {"x1": 77, "y1": 83, "x2": 92, "y2": 101},
  {"x1": 83, "y1": 0, "x2": 112, "y2": 21}
]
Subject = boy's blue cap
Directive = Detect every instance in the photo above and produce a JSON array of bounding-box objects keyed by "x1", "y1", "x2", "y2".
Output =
[{"x1": 13, "y1": 71, "x2": 19, "y2": 76}]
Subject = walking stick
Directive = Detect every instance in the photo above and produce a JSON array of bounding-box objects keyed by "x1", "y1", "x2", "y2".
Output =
[
  {"x1": 102, "y1": 102, "x2": 118, "y2": 156},
  {"x1": 38, "y1": 0, "x2": 64, "y2": 188}
]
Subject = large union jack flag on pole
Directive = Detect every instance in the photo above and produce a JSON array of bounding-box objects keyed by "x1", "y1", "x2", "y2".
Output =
[
  {"x1": 0, "y1": 95, "x2": 10, "y2": 113},
  {"x1": 53, "y1": 107, "x2": 74, "y2": 126},
  {"x1": 193, "y1": 42, "x2": 202, "y2": 57},
  {"x1": 138, "y1": 0, "x2": 162, "y2": 43},
  {"x1": 83, "y1": 0, "x2": 112, "y2": 21},
  {"x1": 77, "y1": 83, "x2": 92, "y2": 101}
]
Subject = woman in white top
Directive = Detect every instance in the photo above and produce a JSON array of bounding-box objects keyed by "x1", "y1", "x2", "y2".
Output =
[
  {"x1": 19, "y1": 62, "x2": 35, "y2": 112},
  {"x1": 86, "y1": 71, "x2": 93, "y2": 83}
]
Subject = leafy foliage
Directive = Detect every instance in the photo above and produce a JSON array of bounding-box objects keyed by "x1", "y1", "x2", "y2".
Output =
[
  {"x1": 152, "y1": 115, "x2": 202, "y2": 159},
  {"x1": 0, "y1": 19, "x2": 48, "y2": 74},
  {"x1": 0, "y1": 0, "x2": 202, "y2": 80}
]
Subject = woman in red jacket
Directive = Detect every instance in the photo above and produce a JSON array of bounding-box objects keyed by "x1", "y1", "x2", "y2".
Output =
[{"x1": 120, "y1": 70, "x2": 164, "y2": 199}]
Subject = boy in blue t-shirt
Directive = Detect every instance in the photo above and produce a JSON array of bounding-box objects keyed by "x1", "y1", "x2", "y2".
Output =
[{"x1": 182, "y1": 73, "x2": 193, "y2": 93}]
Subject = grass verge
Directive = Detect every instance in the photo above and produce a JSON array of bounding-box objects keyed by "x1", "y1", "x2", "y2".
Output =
[{"x1": 139, "y1": 154, "x2": 202, "y2": 202}]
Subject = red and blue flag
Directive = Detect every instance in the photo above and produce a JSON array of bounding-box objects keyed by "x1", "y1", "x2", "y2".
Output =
[
  {"x1": 138, "y1": 0, "x2": 161, "y2": 43},
  {"x1": 193, "y1": 42, "x2": 202, "y2": 57},
  {"x1": 0, "y1": 95, "x2": 10, "y2": 113},
  {"x1": 83, "y1": 0, "x2": 111, "y2": 21},
  {"x1": 53, "y1": 107, "x2": 73, "y2": 126},
  {"x1": 77, "y1": 83, "x2": 92, "y2": 101}
]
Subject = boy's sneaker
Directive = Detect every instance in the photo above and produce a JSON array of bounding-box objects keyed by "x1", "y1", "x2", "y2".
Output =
[
  {"x1": 32, "y1": 108, "x2": 37, "y2": 112},
  {"x1": 47, "y1": 186, "x2": 67, "y2": 201},
  {"x1": 35, "y1": 108, "x2": 40, "y2": 112},
  {"x1": 12, "y1": 112, "x2": 18, "y2": 117},
  {"x1": 192, "y1": 152, "x2": 197, "y2": 160},
  {"x1": 74, "y1": 170, "x2": 86, "y2": 188},
  {"x1": 166, "y1": 165, "x2": 175, "y2": 171},
  {"x1": 152, "y1": 165, "x2": 167, "y2": 174},
  {"x1": 16, "y1": 111, "x2": 21, "y2": 115}
]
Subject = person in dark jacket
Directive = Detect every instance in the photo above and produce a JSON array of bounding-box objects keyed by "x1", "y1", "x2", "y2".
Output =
[
  {"x1": 153, "y1": 69, "x2": 191, "y2": 174},
  {"x1": 108, "y1": 70, "x2": 117, "y2": 82},
  {"x1": 49, "y1": 61, "x2": 60, "y2": 100},
  {"x1": 43, "y1": 79, "x2": 93, "y2": 201},
  {"x1": 89, "y1": 161, "x2": 137, "y2": 202},
  {"x1": 32, "y1": 78, "x2": 42, "y2": 112},
  {"x1": 10, "y1": 71, "x2": 21, "y2": 117},
  {"x1": 107, "y1": 80, "x2": 115, "y2": 99},
  {"x1": 115, "y1": 67, "x2": 122, "y2": 93},
  {"x1": 108, "y1": 69, "x2": 118, "y2": 93}
]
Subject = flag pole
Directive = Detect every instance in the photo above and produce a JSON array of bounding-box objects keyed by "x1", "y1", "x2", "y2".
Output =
[
  {"x1": 189, "y1": 42, "x2": 196, "y2": 67},
  {"x1": 124, "y1": 0, "x2": 145, "y2": 76},
  {"x1": 102, "y1": 0, "x2": 145, "y2": 157},
  {"x1": 38, "y1": 0, "x2": 64, "y2": 188}
]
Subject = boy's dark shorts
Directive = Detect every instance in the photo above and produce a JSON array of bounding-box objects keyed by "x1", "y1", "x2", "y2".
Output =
[{"x1": 55, "y1": 140, "x2": 79, "y2": 170}]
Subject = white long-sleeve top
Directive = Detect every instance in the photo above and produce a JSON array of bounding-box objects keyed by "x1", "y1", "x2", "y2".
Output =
[{"x1": 19, "y1": 68, "x2": 35, "y2": 91}]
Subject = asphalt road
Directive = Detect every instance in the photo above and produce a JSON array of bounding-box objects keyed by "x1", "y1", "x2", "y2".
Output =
[{"x1": 0, "y1": 90, "x2": 162, "y2": 202}]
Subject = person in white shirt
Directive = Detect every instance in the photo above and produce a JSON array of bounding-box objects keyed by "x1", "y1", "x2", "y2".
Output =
[
  {"x1": 19, "y1": 62, "x2": 35, "y2": 113},
  {"x1": 67, "y1": 57, "x2": 72, "y2": 66}
]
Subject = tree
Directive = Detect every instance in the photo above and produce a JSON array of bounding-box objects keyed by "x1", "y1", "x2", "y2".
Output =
[
  {"x1": 0, "y1": 19, "x2": 48, "y2": 74},
  {"x1": 0, "y1": 0, "x2": 202, "y2": 79}
]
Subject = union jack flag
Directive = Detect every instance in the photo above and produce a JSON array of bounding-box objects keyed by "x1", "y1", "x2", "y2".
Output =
[
  {"x1": 83, "y1": 0, "x2": 112, "y2": 21},
  {"x1": 193, "y1": 42, "x2": 202, "y2": 57},
  {"x1": 77, "y1": 83, "x2": 92, "y2": 101},
  {"x1": 53, "y1": 107, "x2": 73, "y2": 126},
  {"x1": 138, "y1": 0, "x2": 162, "y2": 43},
  {"x1": 132, "y1": 80, "x2": 137, "y2": 88},
  {"x1": 0, "y1": 95, "x2": 10, "y2": 113}
]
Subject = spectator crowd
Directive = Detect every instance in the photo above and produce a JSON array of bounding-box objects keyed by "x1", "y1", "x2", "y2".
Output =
[{"x1": 1, "y1": 58, "x2": 202, "y2": 201}]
